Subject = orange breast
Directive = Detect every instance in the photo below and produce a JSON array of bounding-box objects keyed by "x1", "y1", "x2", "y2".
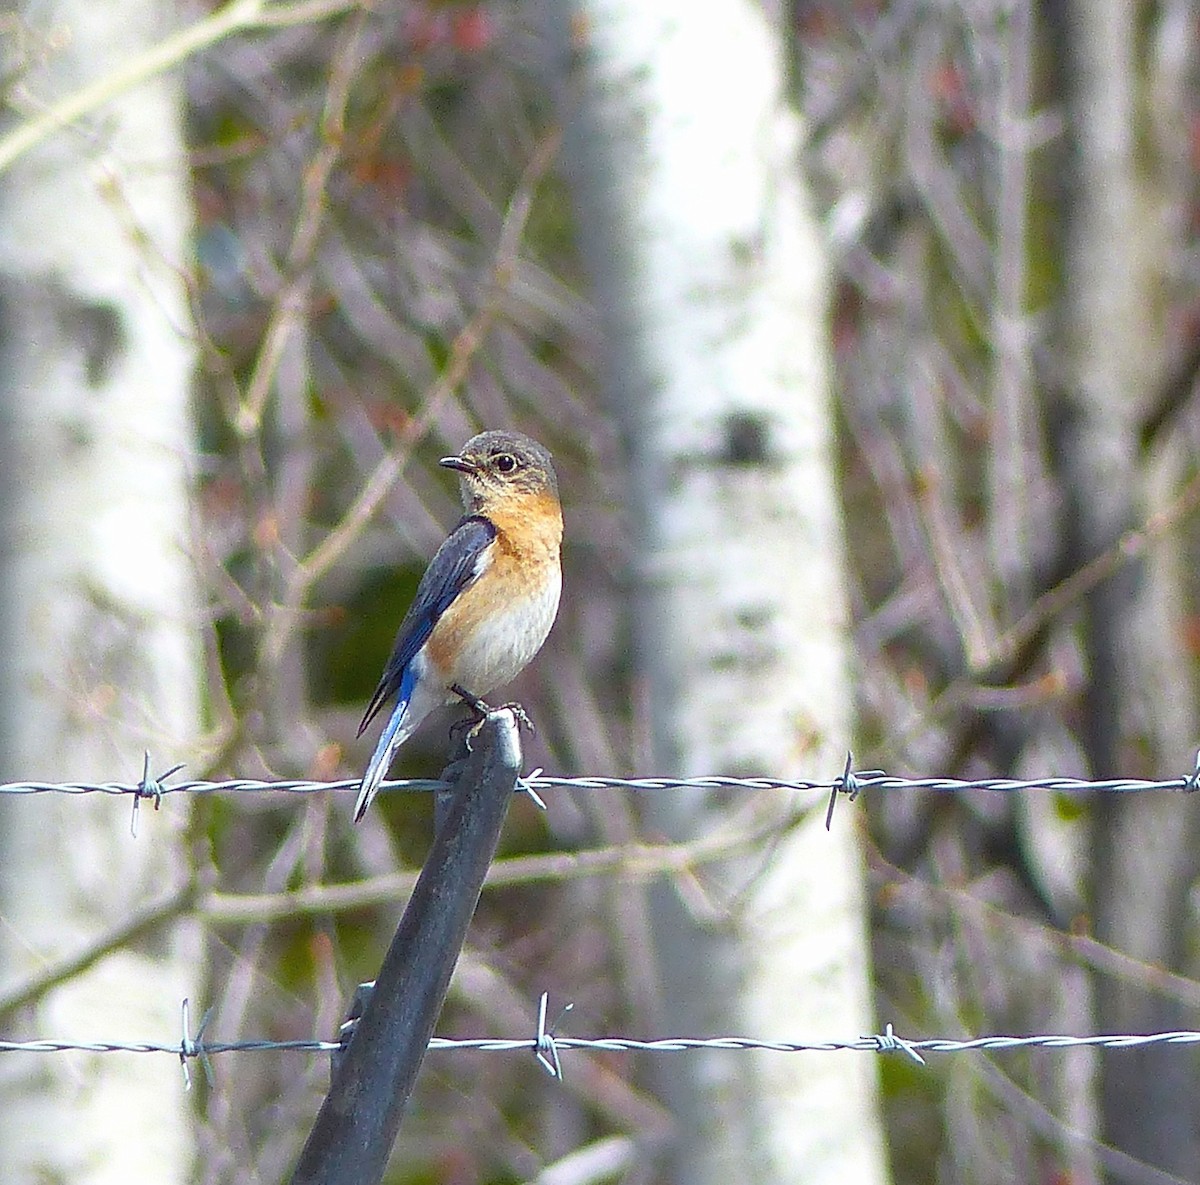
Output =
[{"x1": 424, "y1": 490, "x2": 562, "y2": 694}]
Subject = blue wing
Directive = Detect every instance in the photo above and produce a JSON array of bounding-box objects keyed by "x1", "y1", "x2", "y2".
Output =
[{"x1": 357, "y1": 514, "x2": 497, "y2": 735}]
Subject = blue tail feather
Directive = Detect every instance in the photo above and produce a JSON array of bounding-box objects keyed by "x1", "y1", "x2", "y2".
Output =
[{"x1": 353, "y1": 664, "x2": 418, "y2": 821}]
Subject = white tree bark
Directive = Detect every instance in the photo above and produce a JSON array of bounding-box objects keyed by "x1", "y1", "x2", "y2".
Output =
[
  {"x1": 555, "y1": 4, "x2": 889, "y2": 1182},
  {"x1": 0, "y1": 3, "x2": 201, "y2": 1181}
]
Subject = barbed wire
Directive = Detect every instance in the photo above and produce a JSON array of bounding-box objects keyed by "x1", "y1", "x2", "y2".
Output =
[
  {"x1": 3, "y1": 750, "x2": 1198, "y2": 802},
  {"x1": 13, "y1": 1030, "x2": 1200, "y2": 1061},
  {"x1": 7, "y1": 996, "x2": 1200, "y2": 1087},
  {"x1": 8, "y1": 750, "x2": 1199, "y2": 835}
]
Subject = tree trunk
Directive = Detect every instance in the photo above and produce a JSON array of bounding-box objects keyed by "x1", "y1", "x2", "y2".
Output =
[
  {"x1": 553, "y1": 3, "x2": 889, "y2": 1181},
  {"x1": 0, "y1": 3, "x2": 202, "y2": 1181},
  {"x1": 1050, "y1": 0, "x2": 1200, "y2": 1176}
]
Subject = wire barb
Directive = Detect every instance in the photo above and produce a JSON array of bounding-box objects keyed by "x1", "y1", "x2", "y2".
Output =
[
  {"x1": 1184, "y1": 751, "x2": 1200, "y2": 794},
  {"x1": 532, "y1": 991, "x2": 573, "y2": 1080},
  {"x1": 826, "y1": 751, "x2": 869, "y2": 829},
  {"x1": 178, "y1": 998, "x2": 214, "y2": 1091},
  {"x1": 517, "y1": 767, "x2": 548, "y2": 811},
  {"x1": 131, "y1": 752, "x2": 185, "y2": 837},
  {"x1": 871, "y1": 1022, "x2": 926, "y2": 1065}
]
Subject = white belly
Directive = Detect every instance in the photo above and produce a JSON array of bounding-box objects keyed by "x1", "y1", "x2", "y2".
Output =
[{"x1": 445, "y1": 569, "x2": 561, "y2": 696}]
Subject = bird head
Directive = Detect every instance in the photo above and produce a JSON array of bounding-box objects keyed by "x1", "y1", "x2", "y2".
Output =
[{"x1": 440, "y1": 430, "x2": 559, "y2": 512}]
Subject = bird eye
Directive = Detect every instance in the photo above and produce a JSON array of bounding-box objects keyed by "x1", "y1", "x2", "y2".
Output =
[{"x1": 495, "y1": 453, "x2": 518, "y2": 473}]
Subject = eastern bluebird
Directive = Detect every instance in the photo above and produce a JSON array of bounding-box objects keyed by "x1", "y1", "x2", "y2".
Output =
[{"x1": 353, "y1": 430, "x2": 563, "y2": 821}]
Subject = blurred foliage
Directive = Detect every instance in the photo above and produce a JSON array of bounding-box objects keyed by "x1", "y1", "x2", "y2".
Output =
[
  {"x1": 174, "y1": 0, "x2": 1200, "y2": 1181},
  {"x1": 184, "y1": 4, "x2": 632, "y2": 1181},
  {"x1": 807, "y1": 1, "x2": 1200, "y2": 1181}
]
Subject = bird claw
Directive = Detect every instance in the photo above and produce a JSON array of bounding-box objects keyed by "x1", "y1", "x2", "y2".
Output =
[
  {"x1": 448, "y1": 685, "x2": 535, "y2": 752},
  {"x1": 497, "y1": 702, "x2": 535, "y2": 734},
  {"x1": 450, "y1": 683, "x2": 491, "y2": 717}
]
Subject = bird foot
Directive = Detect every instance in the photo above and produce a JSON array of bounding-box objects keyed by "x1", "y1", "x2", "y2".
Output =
[
  {"x1": 449, "y1": 684, "x2": 534, "y2": 750},
  {"x1": 450, "y1": 683, "x2": 491, "y2": 716},
  {"x1": 495, "y1": 702, "x2": 535, "y2": 735}
]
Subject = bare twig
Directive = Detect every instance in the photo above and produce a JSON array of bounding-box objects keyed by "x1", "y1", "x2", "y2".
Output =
[
  {"x1": 258, "y1": 126, "x2": 563, "y2": 669},
  {"x1": 0, "y1": 0, "x2": 357, "y2": 174},
  {"x1": 234, "y1": 13, "x2": 364, "y2": 437}
]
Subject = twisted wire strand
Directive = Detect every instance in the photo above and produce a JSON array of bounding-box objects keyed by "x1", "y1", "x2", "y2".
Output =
[
  {"x1": 1, "y1": 766, "x2": 1197, "y2": 799},
  {"x1": 4, "y1": 1028, "x2": 1200, "y2": 1059}
]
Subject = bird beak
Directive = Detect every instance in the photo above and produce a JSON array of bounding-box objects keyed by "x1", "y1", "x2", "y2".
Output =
[{"x1": 439, "y1": 454, "x2": 476, "y2": 474}]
